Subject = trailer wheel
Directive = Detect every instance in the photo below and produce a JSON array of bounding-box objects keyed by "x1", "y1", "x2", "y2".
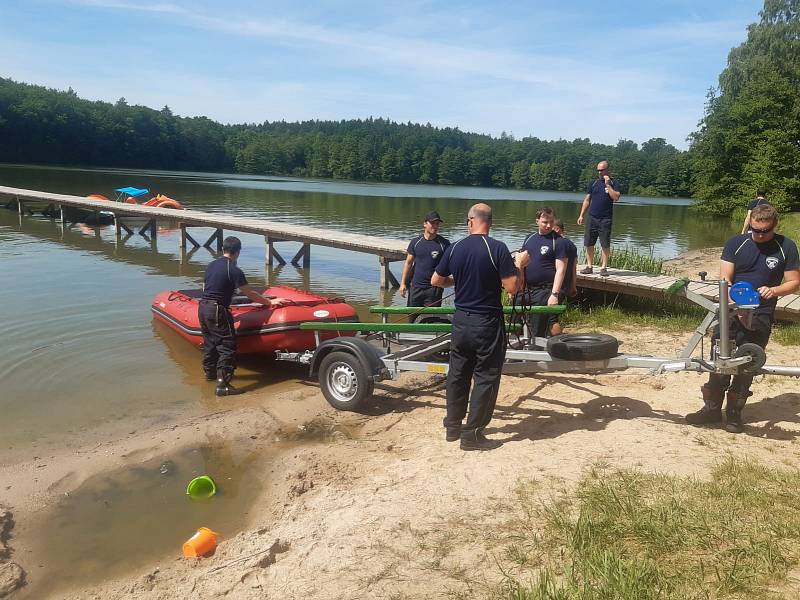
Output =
[
  {"x1": 735, "y1": 343, "x2": 767, "y2": 376},
  {"x1": 319, "y1": 351, "x2": 374, "y2": 411},
  {"x1": 547, "y1": 333, "x2": 619, "y2": 361}
]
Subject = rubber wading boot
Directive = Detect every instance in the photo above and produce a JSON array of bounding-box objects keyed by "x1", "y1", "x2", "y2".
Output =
[
  {"x1": 445, "y1": 427, "x2": 461, "y2": 442},
  {"x1": 204, "y1": 370, "x2": 216, "y2": 382},
  {"x1": 215, "y1": 369, "x2": 243, "y2": 397},
  {"x1": 460, "y1": 428, "x2": 502, "y2": 451},
  {"x1": 725, "y1": 390, "x2": 747, "y2": 434},
  {"x1": 685, "y1": 385, "x2": 724, "y2": 425}
]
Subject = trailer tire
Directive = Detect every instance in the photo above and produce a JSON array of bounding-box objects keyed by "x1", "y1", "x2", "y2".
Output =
[
  {"x1": 547, "y1": 333, "x2": 619, "y2": 361},
  {"x1": 735, "y1": 343, "x2": 767, "y2": 376},
  {"x1": 319, "y1": 351, "x2": 374, "y2": 411}
]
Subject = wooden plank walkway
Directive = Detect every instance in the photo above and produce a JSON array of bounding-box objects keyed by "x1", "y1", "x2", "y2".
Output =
[{"x1": 577, "y1": 267, "x2": 800, "y2": 322}]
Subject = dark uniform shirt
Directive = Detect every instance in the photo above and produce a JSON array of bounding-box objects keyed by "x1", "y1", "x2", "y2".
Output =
[
  {"x1": 747, "y1": 197, "x2": 770, "y2": 211},
  {"x1": 587, "y1": 177, "x2": 620, "y2": 219},
  {"x1": 435, "y1": 234, "x2": 516, "y2": 315},
  {"x1": 722, "y1": 234, "x2": 800, "y2": 309},
  {"x1": 561, "y1": 235, "x2": 579, "y2": 293},
  {"x1": 521, "y1": 231, "x2": 569, "y2": 287},
  {"x1": 407, "y1": 234, "x2": 450, "y2": 289},
  {"x1": 202, "y1": 257, "x2": 248, "y2": 308}
]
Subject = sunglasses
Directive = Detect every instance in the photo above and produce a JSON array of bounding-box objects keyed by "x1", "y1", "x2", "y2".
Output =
[{"x1": 751, "y1": 225, "x2": 774, "y2": 234}]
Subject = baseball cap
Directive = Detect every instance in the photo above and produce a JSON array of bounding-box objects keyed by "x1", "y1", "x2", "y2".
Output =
[{"x1": 424, "y1": 210, "x2": 443, "y2": 223}]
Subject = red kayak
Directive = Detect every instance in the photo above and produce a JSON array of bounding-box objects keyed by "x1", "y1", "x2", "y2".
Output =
[{"x1": 151, "y1": 286, "x2": 358, "y2": 354}]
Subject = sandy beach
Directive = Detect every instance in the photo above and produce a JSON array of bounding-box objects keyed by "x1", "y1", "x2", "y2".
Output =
[{"x1": 2, "y1": 307, "x2": 800, "y2": 599}]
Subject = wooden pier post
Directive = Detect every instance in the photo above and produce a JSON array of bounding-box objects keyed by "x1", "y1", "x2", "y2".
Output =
[
  {"x1": 266, "y1": 236, "x2": 286, "y2": 266},
  {"x1": 179, "y1": 223, "x2": 200, "y2": 249},
  {"x1": 379, "y1": 256, "x2": 400, "y2": 289},
  {"x1": 291, "y1": 243, "x2": 311, "y2": 268}
]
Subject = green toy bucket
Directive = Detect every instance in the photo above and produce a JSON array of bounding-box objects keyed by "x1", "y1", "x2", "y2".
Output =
[{"x1": 186, "y1": 475, "x2": 217, "y2": 499}]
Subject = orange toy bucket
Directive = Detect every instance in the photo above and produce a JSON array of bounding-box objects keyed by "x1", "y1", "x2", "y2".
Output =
[{"x1": 182, "y1": 527, "x2": 219, "y2": 557}]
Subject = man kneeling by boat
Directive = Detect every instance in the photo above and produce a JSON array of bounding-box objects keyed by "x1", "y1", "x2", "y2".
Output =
[{"x1": 200, "y1": 236, "x2": 287, "y2": 396}]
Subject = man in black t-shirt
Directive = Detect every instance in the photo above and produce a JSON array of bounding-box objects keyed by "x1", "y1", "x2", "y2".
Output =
[
  {"x1": 577, "y1": 160, "x2": 621, "y2": 277},
  {"x1": 686, "y1": 205, "x2": 800, "y2": 433},
  {"x1": 432, "y1": 203, "x2": 529, "y2": 451},
  {"x1": 519, "y1": 207, "x2": 569, "y2": 338},
  {"x1": 399, "y1": 210, "x2": 450, "y2": 309},
  {"x1": 741, "y1": 188, "x2": 769, "y2": 234},
  {"x1": 200, "y1": 236, "x2": 286, "y2": 396}
]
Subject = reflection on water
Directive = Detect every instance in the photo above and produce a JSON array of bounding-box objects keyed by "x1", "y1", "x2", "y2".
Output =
[
  {"x1": 0, "y1": 164, "x2": 738, "y2": 459},
  {"x1": 20, "y1": 439, "x2": 272, "y2": 599}
]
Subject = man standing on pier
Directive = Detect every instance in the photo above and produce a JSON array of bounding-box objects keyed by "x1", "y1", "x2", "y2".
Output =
[
  {"x1": 399, "y1": 211, "x2": 450, "y2": 309},
  {"x1": 685, "y1": 204, "x2": 800, "y2": 433},
  {"x1": 577, "y1": 160, "x2": 621, "y2": 277},
  {"x1": 741, "y1": 188, "x2": 770, "y2": 234},
  {"x1": 199, "y1": 236, "x2": 286, "y2": 396},
  {"x1": 432, "y1": 203, "x2": 529, "y2": 451}
]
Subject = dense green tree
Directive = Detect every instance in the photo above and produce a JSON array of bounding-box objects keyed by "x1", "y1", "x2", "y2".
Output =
[{"x1": 690, "y1": 0, "x2": 800, "y2": 214}]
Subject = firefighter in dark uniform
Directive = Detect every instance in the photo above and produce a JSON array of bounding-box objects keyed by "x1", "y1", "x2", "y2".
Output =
[
  {"x1": 432, "y1": 203, "x2": 529, "y2": 450},
  {"x1": 519, "y1": 207, "x2": 569, "y2": 338},
  {"x1": 399, "y1": 210, "x2": 450, "y2": 308},
  {"x1": 199, "y1": 236, "x2": 286, "y2": 396},
  {"x1": 686, "y1": 204, "x2": 800, "y2": 432}
]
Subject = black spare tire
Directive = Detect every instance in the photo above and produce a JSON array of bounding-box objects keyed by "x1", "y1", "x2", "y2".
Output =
[{"x1": 547, "y1": 333, "x2": 620, "y2": 361}]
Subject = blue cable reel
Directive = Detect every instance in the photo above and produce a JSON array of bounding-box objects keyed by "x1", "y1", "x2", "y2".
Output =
[{"x1": 727, "y1": 281, "x2": 766, "y2": 373}]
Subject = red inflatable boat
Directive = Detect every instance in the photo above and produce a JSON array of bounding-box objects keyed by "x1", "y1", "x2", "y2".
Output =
[{"x1": 151, "y1": 286, "x2": 358, "y2": 354}]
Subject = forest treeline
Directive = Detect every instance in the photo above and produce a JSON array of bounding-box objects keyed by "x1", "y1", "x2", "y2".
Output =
[
  {"x1": 0, "y1": 78, "x2": 690, "y2": 198},
  {"x1": 0, "y1": 0, "x2": 796, "y2": 215}
]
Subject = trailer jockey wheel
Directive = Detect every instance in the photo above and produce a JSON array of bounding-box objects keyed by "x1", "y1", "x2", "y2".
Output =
[
  {"x1": 319, "y1": 351, "x2": 374, "y2": 411},
  {"x1": 735, "y1": 343, "x2": 767, "y2": 376}
]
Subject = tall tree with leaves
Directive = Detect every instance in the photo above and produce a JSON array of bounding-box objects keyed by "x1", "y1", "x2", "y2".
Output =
[{"x1": 691, "y1": 0, "x2": 800, "y2": 214}]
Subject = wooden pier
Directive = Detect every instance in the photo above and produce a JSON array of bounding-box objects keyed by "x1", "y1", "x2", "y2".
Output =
[
  {"x1": 3, "y1": 184, "x2": 799, "y2": 320},
  {"x1": 578, "y1": 268, "x2": 800, "y2": 322},
  {"x1": 0, "y1": 185, "x2": 407, "y2": 288}
]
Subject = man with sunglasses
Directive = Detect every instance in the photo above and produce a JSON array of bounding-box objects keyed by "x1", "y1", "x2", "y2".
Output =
[
  {"x1": 686, "y1": 204, "x2": 800, "y2": 433},
  {"x1": 432, "y1": 203, "x2": 529, "y2": 450},
  {"x1": 577, "y1": 160, "x2": 621, "y2": 277}
]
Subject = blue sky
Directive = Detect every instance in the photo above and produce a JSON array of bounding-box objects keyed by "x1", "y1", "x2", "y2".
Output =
[{"x1": 0, "y1": 0, "x2": 763, "y2": 148}]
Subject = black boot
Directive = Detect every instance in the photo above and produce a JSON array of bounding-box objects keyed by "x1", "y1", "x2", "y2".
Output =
[
  {"x1": 685, "y1": 385, "x2": 724, "y2": 425},
  {"x1": 215, "y1": 369, "x2": 243, "y2": 397},
  {"x1": 460, "y1": 428, "x2": 502, "y2": 451},
  {"x1": 724, "y1": 390, "x2": 747, "y2": 434},
  {"x1": 445, "y1": 427, "x2": 461, "y2": 442},
  {"x1": 204, "y1": 370, "x2": 216, "y2": 382}
]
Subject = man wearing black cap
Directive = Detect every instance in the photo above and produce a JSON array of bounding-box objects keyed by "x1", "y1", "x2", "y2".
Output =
[{"x1": 399, "y1": 210, "x2": 450, "y2": 308}]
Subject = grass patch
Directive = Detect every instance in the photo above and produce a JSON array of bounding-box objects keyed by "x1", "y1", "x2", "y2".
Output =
[
  {"x1": 563, "y1": 291, "x2": 705, "y2": 332},
  {"x1": 581, "y1": 245, "x2": 674, "y2": 275},
  {"x1": 772, "y1": 322, "x2": 800, "y2": 346},
  {"x1": 779, "y1": 212, "x2": 800, "y2": 242},
  {"x1": 499, "y1": 458, "x2": 800, "y2": 600}
]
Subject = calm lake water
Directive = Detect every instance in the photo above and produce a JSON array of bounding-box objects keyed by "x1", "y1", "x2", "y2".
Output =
[{"x1": 0, "y1": 163, "x2": 736, "y2": 455}]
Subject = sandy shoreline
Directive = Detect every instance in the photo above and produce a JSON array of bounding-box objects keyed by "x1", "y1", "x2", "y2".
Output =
[{"x1": 1, "y1": 307, "x2": 799, "y2": 598}]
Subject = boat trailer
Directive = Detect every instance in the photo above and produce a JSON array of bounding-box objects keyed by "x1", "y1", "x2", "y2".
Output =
[{"x1": 276, "y1": 279, "x2": 800, "y2": 411}]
